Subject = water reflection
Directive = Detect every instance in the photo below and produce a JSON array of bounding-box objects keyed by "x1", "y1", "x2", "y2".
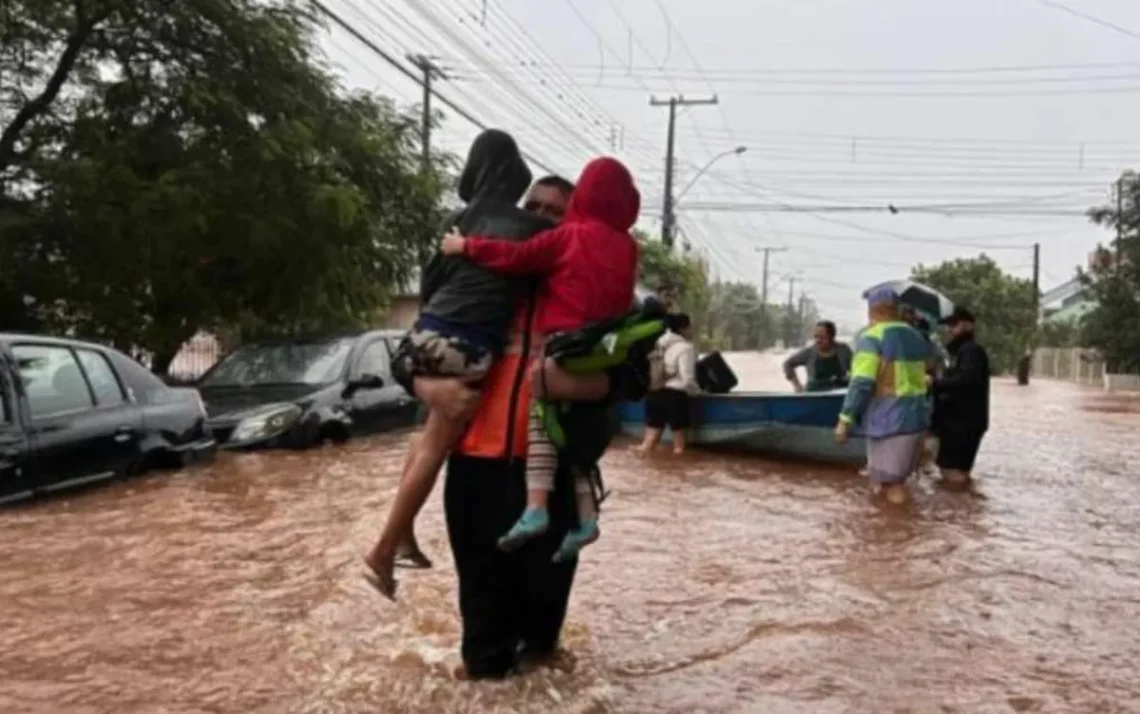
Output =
[{"x1": 1, "y1": 355, "x2": 1139, "y2": 712}]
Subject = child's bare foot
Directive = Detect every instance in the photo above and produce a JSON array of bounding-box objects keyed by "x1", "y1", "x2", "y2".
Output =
[{"x1": 363, "y1": 555, "x2": 397, "y2": 601}]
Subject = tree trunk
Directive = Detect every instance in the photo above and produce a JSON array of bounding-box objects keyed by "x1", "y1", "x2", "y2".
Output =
[
  {"x1": 0, "y1": 5, "x2": 109, "y2": 171},
  {"x1": 150, "y1": 349, "x2": 178, "y2": 379}
]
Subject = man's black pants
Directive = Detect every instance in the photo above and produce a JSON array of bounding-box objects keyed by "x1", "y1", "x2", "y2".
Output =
[{"x1": 444, "y1": 454, "x2": 578, "y2": 678}]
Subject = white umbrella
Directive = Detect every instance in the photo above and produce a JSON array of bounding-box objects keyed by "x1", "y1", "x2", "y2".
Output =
[{"x1": 863, "y1": 280, "x2": 955, "y2": 321}]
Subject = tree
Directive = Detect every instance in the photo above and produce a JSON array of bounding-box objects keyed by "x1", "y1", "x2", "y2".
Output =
[
  {"x1": 635, "y1": 231, "x2": 711, "y2": 339},
  {"x1": 911, "y1": 256, "x2": 1036, "y2": 373},
  {"x1": 1081, "y1": 172, "x2": 1140, "y2": 372},
  {"x1": 1, "y1": 0, "x2": 443, "y2": 372},
  {"x1": 1038, "y1": 318, "x2": 1083, "y2": 348}
]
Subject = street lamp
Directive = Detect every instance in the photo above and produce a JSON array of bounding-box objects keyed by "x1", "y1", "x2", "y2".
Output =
[{"x1": 675, "y1": 145, "x2": 747, "y2": 205}]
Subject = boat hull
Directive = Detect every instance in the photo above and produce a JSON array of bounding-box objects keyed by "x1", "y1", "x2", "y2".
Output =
[{"x1": 619, "y1": 391, "x2": 867, "y2": 465}]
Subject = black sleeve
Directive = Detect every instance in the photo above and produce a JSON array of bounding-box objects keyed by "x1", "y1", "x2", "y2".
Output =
[
  {"x1": 419, "y1": 209, "x2": 467, "y2": 304},
  {"x1": 934, "y1": 343, "x2": 988, "y2": 394}
]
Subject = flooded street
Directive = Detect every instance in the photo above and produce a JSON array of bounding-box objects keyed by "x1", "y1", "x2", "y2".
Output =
[{"x1": 3, "y1": 353, "x2": 1140, "y2": 713}]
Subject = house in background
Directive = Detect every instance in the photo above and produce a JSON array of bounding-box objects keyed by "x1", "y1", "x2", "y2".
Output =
[
  {"x1": 1040, "y1": 276, "x2": 1094, "y2": 326},
  {"x1": 383, "y1": 274, "x2": 419, "y2": 330},
  {"x1": 385, "y1": 291, "x2": 418, "y2": 330},
  {"x1": 1039, "y1": 248, "x2": 1106, "y2": 326}
]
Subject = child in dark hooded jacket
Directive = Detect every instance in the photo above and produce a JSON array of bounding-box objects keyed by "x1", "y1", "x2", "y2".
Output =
[
  {"x1": 440, "y1": 156, "x2": 640, "y2": 561},
  {"x1": 363, "y1": 129, "x2": 552, "y2": 599}
]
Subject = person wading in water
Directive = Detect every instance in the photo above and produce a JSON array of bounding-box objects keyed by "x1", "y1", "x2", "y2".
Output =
[
  {"x1": 835, "y1": 286, "x2": 932, "y2": 505},
  {"x1": 930, "y1": 306, "x2": 990, "y2": 491}
]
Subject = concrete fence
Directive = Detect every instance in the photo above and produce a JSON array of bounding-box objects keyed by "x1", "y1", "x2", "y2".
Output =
[
  {"x1": 1032, "y1": 347, "x2": 1104, "y2": 386},
  {"x1": 1033, "y1": 347, "x2": 1140, "y2": 392}
]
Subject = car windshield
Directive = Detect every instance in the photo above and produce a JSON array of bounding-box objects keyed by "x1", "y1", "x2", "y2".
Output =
[{"x1": 199, "y1": 338, "x2": 355, "y2": 388}]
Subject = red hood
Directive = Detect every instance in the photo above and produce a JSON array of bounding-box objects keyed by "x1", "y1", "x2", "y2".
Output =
[{"x1": 565, "y1": 157, "x2": 640, "y2": 231}]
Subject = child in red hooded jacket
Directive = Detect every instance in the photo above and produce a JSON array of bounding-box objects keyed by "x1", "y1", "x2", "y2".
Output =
[{"x1": 440, "y1": 156, "x2": 640, "y2": 561}]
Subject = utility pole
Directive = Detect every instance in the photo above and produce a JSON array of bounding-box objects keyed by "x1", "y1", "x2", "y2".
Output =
[
  {"x1": 650, "y1": 94, "x2": 718, "y2": 249},
  {"x1": 1031, "y1": 242, "x2": 1041, "y2": 319},
  {"x1": 757, "y1": 246, "x2": 786, "y2": 309},
  {"x1": 1116, "y1": 176, "x2": 1125, "y2": 266},
  {"x1": 408, "y1": 54, "x2": 447, "y2": 172},
  {"x1": 408, "y1": 54, "x2": 446, "y2": 268}
]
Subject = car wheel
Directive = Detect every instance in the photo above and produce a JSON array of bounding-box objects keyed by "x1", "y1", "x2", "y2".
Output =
[{"x1": 319, "y1": 424, "x2": 349, "y2": 446}]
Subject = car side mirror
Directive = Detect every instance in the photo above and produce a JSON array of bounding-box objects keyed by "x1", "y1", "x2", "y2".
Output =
[{"x1": 345, "y1": 372, "x2": 385, "y2": 396}]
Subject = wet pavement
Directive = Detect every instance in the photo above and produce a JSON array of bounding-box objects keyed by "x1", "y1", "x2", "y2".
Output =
[{"x1": 3, "y1": 353, "x2": 1140, "y2": 713}]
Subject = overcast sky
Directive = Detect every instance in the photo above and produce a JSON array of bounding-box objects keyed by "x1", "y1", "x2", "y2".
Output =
[{"x1": 317, "y1": 0, "x2": 1140, "y2": 328}]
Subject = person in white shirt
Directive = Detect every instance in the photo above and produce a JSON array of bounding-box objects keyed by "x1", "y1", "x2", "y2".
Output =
[{"x1": 637, "y1": 313, "x2": 698, "y2": 455}]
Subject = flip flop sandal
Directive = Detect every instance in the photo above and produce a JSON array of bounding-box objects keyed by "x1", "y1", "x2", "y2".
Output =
[
  {"x1": 394, "y1": 551, "x2": 433, "y2": 570},
  {"x1": 362, "y1": 568, "x2": 398, "y2": 601}
]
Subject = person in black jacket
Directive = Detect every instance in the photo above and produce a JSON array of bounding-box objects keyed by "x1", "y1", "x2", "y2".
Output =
[{"x1": 928, "y1": 306, "x2": 990, "y2": 490}]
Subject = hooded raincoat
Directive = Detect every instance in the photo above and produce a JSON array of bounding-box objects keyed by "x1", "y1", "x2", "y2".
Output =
[
  {"x1": 419, "y1": 129, "x2": 552, "y2": 350},
  {"x1": 460, "y1": 156, "x2": 640, "y2": 335}
]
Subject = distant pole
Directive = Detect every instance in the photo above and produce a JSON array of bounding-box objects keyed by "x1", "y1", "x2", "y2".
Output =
[
  {"x1": 756, "y1": 246, "x2": 786, "y2": 309},
  {"x1": 1117, "y1": 176, "x2": 1125, "y2": 266},
  {"x1": 408, "y1": 54, "x2": 446, "y2": 268},
  {"x1": 785, "y1": 277, "x2": 797, "y2": 347},
  {"x1": 408, "y1": 54, "x2": 446, "y2": 172},
  {"x1": 650, "y1": 94, "x2": 718, "y2": 249},
  {"x1": 1031, "y1": 242, "x2": 1041, "y2": 318}
]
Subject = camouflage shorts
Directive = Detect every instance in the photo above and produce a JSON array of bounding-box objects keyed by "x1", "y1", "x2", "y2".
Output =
[{"x1": 394, "y1": 325, "x2": 494, "y2": 380}]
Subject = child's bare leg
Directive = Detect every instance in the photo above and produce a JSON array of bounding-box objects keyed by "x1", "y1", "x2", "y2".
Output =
[
  {"x1": 414, "y1": 375, "x2": 482, "y2": 419},
  {"x1": 498, "y1": 407, "x2": 557, "y2": 551},
  {"x1": 365, "y1": 406, "x2": 468, "y2": 598},
  {"x1": 671, "y1": 429, "x2": 686, "y2": 454},
  {"x1": 553, "y1": 470, "x2": 600, "y2": 562},
  {"x1": 534, "y1": 357, "x2": 609, "y2": 402},
  {"x1": 391, "y1": 434, "x2": 431, "y2": 568},
  {"x1": 637, "y1": 426, "x2": 663, "y2": 453}
]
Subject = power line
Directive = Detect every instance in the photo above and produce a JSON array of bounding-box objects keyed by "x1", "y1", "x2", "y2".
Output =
[
  {"x1": 545, "y1": 80, "x2": 1140, "y2": 98},
  {"x1": 1036, "y1": 0, "x2": 1140, "y2": 41},
  {"x1": 482, "y1": 68, "x2": 1140, "y2": 88},
  {"x1": 314, "y1": 0, "x2": 561, "y2": 174},
  {"x1": 469, "y1": 59, "x2": 1140, "y2": 77}
]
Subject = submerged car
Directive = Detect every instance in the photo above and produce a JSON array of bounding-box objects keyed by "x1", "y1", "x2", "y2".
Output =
[
  {"x1": 0, "y1": 334, "x2": 215, "y2": 503},
  {"x1": 197, "y1": 330, "x2": 420, "y2": 449}
]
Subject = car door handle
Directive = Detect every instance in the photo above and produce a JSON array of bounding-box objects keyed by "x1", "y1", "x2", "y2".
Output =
[{"x1": 115, "y1": 426, "x2": 134, "y2": 443}]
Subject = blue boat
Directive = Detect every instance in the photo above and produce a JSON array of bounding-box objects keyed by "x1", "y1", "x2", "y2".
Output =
[{"x1": 618, "y1": 391, "x2": 867, "y2": 464}]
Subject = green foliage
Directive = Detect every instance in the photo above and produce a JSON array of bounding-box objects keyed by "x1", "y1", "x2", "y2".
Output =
[
  {"x1": 0, "y1": 0, "x2": 444, "y2": 371},
  {"x1": 635, "y1": 230, "x2": 710, "y2": 334},
  {"x1": 1081, "y1": 171, "x2": 1140, "y2": 372},
  {"x1": 1038, "y1": 318, "x2": 1083, "y2": 349},
  {"x1": 633, "y1": 232, "x2": 818, "y2": 350},
  {"x1": 911, "y1": 255, "x2": 1036, "y2": 373}
]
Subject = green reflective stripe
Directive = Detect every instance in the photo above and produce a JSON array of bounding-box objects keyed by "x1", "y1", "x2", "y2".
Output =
[
  {"x1": 850, "y1": 351, "x2": 879, "y2": 381},
  {"x1": 862, "y1": 322, "x2": 890, "y2": 340},
  {"x1": 560, "y1": 318, "x2": 665, "y2": 374},
  {"x1": 892, "y1": 359, "x2": 928, "y2": 397},
  {"x1": 533, "y1": 400, "x2": 566, "y2": 448}
]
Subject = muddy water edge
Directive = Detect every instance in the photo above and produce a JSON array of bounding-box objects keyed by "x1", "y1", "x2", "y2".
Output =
[{"x1": 2, "y1": 353, "x2": 1139, "y2": 713}]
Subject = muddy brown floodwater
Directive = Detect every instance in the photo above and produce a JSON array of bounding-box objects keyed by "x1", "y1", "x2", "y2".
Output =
[{"x1": 3, "y1": 353, "x2": 1140, "y2": 713}]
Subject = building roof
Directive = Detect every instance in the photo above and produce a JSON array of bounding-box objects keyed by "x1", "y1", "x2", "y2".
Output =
[{"x1": 1040, "y1": 276, "x2": 1083, "y2": 310}]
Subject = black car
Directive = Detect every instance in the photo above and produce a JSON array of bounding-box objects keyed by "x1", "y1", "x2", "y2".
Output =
[
  {"x1": 197, "y1": 330, "x2": 420, "y2": 449},
  {"x1": 0, "y1": 334, "x2": 216, "y2": 503}
]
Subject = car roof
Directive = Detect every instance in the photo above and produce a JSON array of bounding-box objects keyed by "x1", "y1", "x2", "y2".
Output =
[
  {"x1": 0, "y1": 333, "x2": 118, "y2": 353},
  {"x1": 235, "y1": 328, "x2": 406, "y2": 346}
]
